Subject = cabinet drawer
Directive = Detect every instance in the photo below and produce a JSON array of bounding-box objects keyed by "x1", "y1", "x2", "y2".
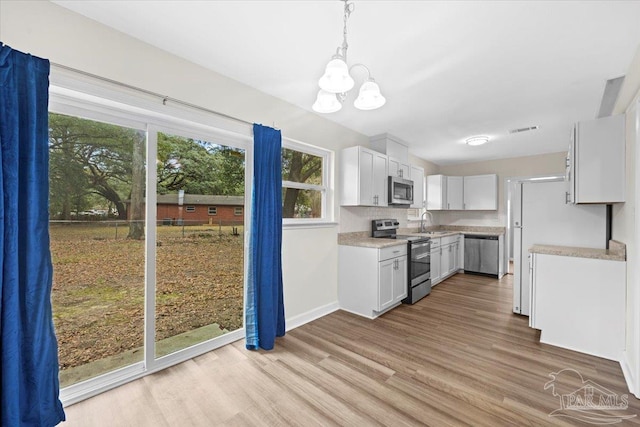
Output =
[
  {"x1": 379, "y1": 244, "x2": 407, "y2": 261},
  {"x1": 441, "y1": 235, "x2": 458, "y2": 246},
  {"x1": 430, "y1": 237, "x2": 441, "y2": 249}
]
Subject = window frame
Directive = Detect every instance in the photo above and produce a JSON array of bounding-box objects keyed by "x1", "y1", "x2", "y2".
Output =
[
  {"x1": 208, "y1": 206, "x2": 218, "y2": 216},
  {"x1": 185, "y1": 205, "x2": 196, "y2": 213},
  {"x1": 281, "y1": 137, "x2": 334, "y2": 226},
  {"x1": 234, "y1": 207, "x2": 243, "y2": 216}
]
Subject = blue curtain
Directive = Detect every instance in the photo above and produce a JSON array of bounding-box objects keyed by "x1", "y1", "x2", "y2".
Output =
[
  {"x1": 245, "y1": 124, "x2": 285, "y2": 350},
  {"x1": 0, "y1": 43, "x2": 66, "y2": 426}
]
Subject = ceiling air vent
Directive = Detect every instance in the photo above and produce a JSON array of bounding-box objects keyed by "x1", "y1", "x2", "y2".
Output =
[{"x1": 509, "y1": 126, "x2": 539, "y2": 134}]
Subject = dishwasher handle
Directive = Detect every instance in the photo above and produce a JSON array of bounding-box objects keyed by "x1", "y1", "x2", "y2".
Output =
[{"x1": 464, "y1": 234, "x2": 498, "y2": 240}]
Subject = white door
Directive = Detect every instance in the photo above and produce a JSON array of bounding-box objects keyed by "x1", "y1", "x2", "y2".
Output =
[{"x1": 410, "y1": 165, "x2": 425, "y2": 209}]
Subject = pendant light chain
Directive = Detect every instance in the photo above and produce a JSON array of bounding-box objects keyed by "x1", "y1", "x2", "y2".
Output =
[{"x1": 340, "y1": 0, "x2": 354, "y2": 62}]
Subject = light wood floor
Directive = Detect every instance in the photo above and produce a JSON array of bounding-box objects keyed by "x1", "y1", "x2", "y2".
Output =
[{"x1": 62, "y1": 273, "x2": 640, "y2": 426}]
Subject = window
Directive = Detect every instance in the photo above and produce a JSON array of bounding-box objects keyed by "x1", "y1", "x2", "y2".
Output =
[
  {"x1": 185, "y1": 205, "x2": 196, "y2": 213},
  {"x1": 208, "y1": 206, "x2": 217, "y2": 215},
  {"x1": 281, "y1": 140, "x2": 331, "y2": 222},
  {"x1": 234, "y1": 207, "x2": 243, "y2": 216}
]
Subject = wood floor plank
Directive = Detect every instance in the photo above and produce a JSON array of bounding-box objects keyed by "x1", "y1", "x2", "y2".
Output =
[{"x1": 62, "y1": 273, "x2": 640, "y2": 426}]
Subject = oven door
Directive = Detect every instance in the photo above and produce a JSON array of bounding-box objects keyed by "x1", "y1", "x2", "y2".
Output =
[{"x1": 410, "y1": 240, "x2": 431, "y2": 286}]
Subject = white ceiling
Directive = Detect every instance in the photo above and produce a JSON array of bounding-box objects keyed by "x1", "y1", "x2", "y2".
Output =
[{"x1": 52, "y1": 0, "x2": 640, "y2": 165}]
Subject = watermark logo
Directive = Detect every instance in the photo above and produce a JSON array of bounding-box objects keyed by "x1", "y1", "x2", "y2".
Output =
[{"x1": 544, "y1": 368, "x2": 636, "y2": 424}]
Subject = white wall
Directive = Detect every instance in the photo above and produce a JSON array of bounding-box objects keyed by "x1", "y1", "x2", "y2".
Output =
[
  {"x1": 612, "y1": 44, "x2": 640, "y2": 397},
  {"x1": 0, "y1": 0, "x2": 369, "y2": 322},
  {"x1": 435, "y1": 152, "x2": 566, "y2": 226}
]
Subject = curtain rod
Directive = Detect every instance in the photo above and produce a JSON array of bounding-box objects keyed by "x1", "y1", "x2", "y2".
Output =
[{"x1": 50, "y1": 62, "x2": 254, "y2": 128}]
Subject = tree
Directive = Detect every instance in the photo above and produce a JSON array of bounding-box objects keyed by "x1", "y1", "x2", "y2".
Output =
[
  {"x1": 281, "y1": 148, "x2": 322, "y2": 218},
  {"x1": 157, "y1": 133, "x2": 244, "y2": 196},
  {"x1": 127, "y1": 132, "x2": 145, "y2": 239},
  {"x1": 48, "y1": 113, "x2": 141, "y2": 221}
]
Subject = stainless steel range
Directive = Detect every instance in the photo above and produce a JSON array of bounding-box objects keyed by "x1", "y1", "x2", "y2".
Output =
[{"x1": 371, "y1": 219, "x2": 431, "y2": 304}]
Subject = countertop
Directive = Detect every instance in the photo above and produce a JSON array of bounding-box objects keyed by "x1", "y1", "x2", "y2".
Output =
[
  {"x1": 338, "y1": 226, "x2": 505, "y2": 248},
  {"x1": 529, "y1": 240, "x2": 626, "y2": 261}
]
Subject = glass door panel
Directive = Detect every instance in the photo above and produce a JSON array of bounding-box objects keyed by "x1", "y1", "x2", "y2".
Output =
[
  {"x1": 155, "y1": 132, "x2": 245, "y2": 358},
  {"x1": 49, "y1": 112, "x2": 146, "y2": 387}
]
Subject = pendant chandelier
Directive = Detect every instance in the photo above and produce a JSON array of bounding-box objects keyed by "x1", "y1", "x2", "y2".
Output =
[{"x1": 312, "y1": 0, "x2": 386, "y2": 114}]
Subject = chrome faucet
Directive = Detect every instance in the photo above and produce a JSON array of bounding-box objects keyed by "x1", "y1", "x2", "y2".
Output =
[{"x1": 420, "y1": 211, "x2": 433, "y2": 232}]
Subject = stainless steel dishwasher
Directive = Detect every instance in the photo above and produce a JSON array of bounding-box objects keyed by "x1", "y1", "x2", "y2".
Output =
[{"x1": 464, "y1": 234, "x2": 499, "y2": 277}]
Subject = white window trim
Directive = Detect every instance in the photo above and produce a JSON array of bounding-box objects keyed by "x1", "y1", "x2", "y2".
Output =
[
  {"x1": 208, "y1": 206, "x2": 218, "y2": 215},
  {"x1": 282, "y1": 137, "x2": 334, "y2": 226}
]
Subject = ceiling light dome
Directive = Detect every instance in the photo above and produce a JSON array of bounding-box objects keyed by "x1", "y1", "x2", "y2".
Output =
[
  {"x1": 354, "y1": 79, "x2": 386, "y2": 110},
  {"x1": 312, "y1": 89, "x2": 342, "y2": 113},
  {"x1": 318, "y1": 57, "x2": 355, "y2": 93},
  {"x1": 466, "y1": 136, "x2": 489, "y2": 146}
]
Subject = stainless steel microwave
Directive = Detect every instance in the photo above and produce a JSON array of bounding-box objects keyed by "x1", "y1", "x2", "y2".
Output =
[{"x1": 388, "y1": 176, "x2": 414, "y2": 206}]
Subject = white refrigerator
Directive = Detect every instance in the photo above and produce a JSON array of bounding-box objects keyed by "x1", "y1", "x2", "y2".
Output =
[{"x1": 513, "y1": 180, "x2": 607, "y2": 315}]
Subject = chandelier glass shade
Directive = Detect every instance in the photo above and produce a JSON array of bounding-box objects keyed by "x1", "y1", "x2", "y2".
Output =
[{"x1": 312, "y1": 1, "x2": 385, "y2": 113}]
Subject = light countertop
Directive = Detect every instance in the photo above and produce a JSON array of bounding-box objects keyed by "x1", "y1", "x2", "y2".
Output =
[
  {"x1": 338, "y1": 226, "x2": 505, "y2": 248},
  {"x1": 529, "y1": 240, "x2": 626, "y2": 261}
]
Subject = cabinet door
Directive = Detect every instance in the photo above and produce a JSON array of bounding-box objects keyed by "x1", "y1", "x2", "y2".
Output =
[
  {"x1": 440, "y1": 245, "x2": 451, "y2": 278},
  {"x1": 358, "y1": 148, "x2": 375, "y2": 206},
  {"x1": 463, "y1": 174, "x2": 498, "y2": 210},
  {"x1": 446, "y1": 176, "x2": 464, "y2": 210},
  {"x1": 393, "y1": 256, "x2": 408, "y2": 303},
  {"x1": 426, "y1": 175, "x2": 446, "y2": 210},
  {"x1": 410, "y1": 165, "x2": 425, "y2": 209},
  {"x1": 574, "y1": 114, "x2": 625, "y2": 203},
  {"x1": 449, "y1": 243, "x2": 457, "y2": 275},
  {"x1": 457, "y1": 238, "x2": 464, "y2": 270},
  {"x1": 388, "y1": 158, "x2": 409, "y2": 179},
  {"x1": 378, "y1": 259, "x2": 395, "y2": 311},
  {"x1": 431, "y1": 248, "x2": 441, "y2": 285},
  {"x1": 373, "y1": 152, "x2": 388, "y2": 207}
]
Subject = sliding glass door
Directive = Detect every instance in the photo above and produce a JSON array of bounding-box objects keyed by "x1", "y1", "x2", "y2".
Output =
[{"x1": 48, "y1": 95, "x2": 250, "y2": 403}]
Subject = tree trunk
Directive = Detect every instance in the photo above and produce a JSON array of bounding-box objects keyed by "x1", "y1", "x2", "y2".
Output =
[
  {"x1": 128, "y1": 133, "x2": 145, "y2": 240},
  {"x1": 283, "y1": 188, "x2": 299, "y2": 218}
]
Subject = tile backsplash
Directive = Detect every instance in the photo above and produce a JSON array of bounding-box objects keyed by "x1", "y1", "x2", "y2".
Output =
[
  {"x1": 339, "y1": 206, "x2": 506, "y2": 233},
  {"x1": 339, "y1": 206, "x2": 416, "y2": 233}
]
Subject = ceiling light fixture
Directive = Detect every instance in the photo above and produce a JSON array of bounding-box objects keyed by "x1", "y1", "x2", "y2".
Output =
[
  {"x1": 465, "y1": 136, "x2": 489, "y2": 146},
  {"x1": 312, "y1": 0, "x2": 386, "y2": 114}
]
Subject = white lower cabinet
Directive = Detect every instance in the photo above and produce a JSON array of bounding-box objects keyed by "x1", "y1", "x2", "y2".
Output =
[
  {"x1": 430, "y1": 235, "x2": 464, "y2": 287},
  {"x1": 338, "y1": 244, "x2": 408, "y2": 319},
  {"x1": 529, "y1": 252, "x2": 625, "y2": 361}
]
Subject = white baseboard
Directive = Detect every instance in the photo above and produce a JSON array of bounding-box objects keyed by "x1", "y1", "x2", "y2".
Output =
[
  {"x1": 620, "y1": 351, "x2": 639, "y2": 398},
  {"x1": 286, "y1": 301, "x2": 339, "y2": 332}
]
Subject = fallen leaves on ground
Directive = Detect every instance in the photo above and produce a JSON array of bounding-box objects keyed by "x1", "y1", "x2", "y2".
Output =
[{"x1": 50, "y1": 224, "x2": 244, "y2": 370}]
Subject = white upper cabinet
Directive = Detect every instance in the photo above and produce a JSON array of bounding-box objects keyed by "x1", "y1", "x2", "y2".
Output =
[
  {"x1": 446, "y1": 176, "x2": 464, "y2": 210},
  {"x1": 388, "y1": 157, "x2": 410, "y2": 179},
  {"x1": 567, "y1": 114, "x2": 625, "y2": 204},
  {"x1": 427, "y1": 174, "x2": 496, "y2": 210},
  {"x1": 410, "y1": 165, "x2": 425, "y2": 209},
  {"x1": 426, "y1": 174, "x2": 446, "y2": 210},
  {"x1": 341, "y1": 146, "x2": 388, "y2": 207},
  {"x1": 463, "y1": 174, "x2": 498, "y2": 210}
]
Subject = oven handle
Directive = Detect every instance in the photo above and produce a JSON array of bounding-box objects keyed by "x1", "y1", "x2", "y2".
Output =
[
  {"x1": 415, "y1": 253, "x2": 430, "y2": 260},
  {"x1": 412, "y1": 242, "x2": 430, "y2": 249}
]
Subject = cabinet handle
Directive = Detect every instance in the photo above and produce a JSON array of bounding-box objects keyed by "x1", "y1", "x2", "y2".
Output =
[
  {"x1": 565, "y1": 191, "x2": 570, "y2": 204},
  {"x1": 400, "y1": 169, "x2": 403, "y2": 178},
  {"x1": 447, "y1": 203, "x2": 450, "y2": 209}
]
